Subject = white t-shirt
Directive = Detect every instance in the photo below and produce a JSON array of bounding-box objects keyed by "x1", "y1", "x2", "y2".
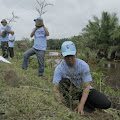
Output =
[
  {"x1": 8, "y1": 35, "x2": 15, "y2": 47},
  {"x1": 32, "y1": 27, "x2": 48, "y2": 51},
  {"x1": 53, "y1": 58, "x2": 93, "y2": 89}
]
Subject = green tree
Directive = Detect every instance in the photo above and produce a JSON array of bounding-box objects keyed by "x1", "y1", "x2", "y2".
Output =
[{"x1": 82, "y1": 11, "x2": 120, "y2": 59}]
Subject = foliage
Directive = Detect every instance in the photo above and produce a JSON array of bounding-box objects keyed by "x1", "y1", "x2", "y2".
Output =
[
  {"x1": 0, "y1": 57, "x2": 86, "y2": 120},
  {"x1": 0, "y1": 48, "x2": 120, "y2": 119},
  {"x1": 82, "y1": 11, "x2": 120, "y2": 59}
]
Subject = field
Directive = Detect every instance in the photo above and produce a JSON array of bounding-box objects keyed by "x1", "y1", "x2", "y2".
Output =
[{"x1": 0, "y1": 51, "x2": 120, "y2": 120}]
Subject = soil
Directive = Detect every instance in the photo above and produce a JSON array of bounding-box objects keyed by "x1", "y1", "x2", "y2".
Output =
[
  {"x1": 85, "y1": 110, "x2": 114, "y2": 120},
  {"x1": 4, "y1": 70, "x2": 20, "y2": 88}
]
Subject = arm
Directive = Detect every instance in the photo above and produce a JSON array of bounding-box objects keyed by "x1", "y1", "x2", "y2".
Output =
[
  {"x1": 9, "y1": 39, "x2": 14, "y2": 42},
  {"x1": 75, "y1": 82, "x2": 90, "y2": 115},
  {"x1": 30, "y1": 27, "x2": 39, "y2": 37},
  {"x1": 43, "y1": 26, "x2": 49, "y2": 36},
  {"x1": 41, "y1": 21, "x2": 49, "y2": 36},
  {"x1": 53, "y1": 84, "x2": 63, "y2": 102},
  {"x1": 5, "y1": 30, "x2": 13, "y2": 34}
]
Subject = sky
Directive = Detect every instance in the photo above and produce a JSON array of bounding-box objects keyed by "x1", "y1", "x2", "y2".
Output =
[{"x1": 0, "y1": 0, "x2": 120, "y2": 40}]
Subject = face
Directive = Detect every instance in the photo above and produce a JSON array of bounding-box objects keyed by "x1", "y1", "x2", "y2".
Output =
[
  {"x1": 35, "y1": 20, "x2": 43, "y2": 27},
  {"x1": 1, "y1": 22, "x2": 7, "y2": 26},
  {"x1": 64, "y1": 55, "x2": 76, "y2": 67}
]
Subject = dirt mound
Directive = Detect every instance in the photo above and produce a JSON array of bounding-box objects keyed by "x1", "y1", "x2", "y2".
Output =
[{"x1": 4, "y1": 70, "x2": 20, "y2": 88}]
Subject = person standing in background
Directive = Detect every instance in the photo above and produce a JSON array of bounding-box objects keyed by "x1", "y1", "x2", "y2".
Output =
[
  {"x1": 8, "y1": 31, "x2": 15, "y2": 58},
  {"x1": 0, "y1": 19, "x2": 13, "y2": 58},
  {"x1": 22, "y1": 17, "x2": 49, "y2": 77}
]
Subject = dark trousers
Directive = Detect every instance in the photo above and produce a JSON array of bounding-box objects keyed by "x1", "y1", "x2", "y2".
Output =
[
  {"x1": 59, "y1": 78, "x2": 111, "y2": 111},
  {"x1": 9, "y1": 47, "x2": 14, "y2": 58},
  {"x1": 1, "y1": 41, "x2": 8, "y2": 58}
]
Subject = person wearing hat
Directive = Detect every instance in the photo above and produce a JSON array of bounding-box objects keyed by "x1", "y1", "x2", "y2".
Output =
[
  {"x1": 53, "y1": 41, "x2": 111, "y2": 115},
  {"x1": 22, "y1": 17, "x2": 49, "y2": 77},
  {"x1": 0, "y1": 19, "x2": 13, "y2": 58}
]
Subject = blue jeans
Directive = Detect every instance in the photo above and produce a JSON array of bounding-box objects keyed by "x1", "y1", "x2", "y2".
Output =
[{"x1": 22, "y1": 47, "x2": 45, "y2": 76}]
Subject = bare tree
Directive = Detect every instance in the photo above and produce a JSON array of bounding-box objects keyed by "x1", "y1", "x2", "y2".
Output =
[
  {"x1": 6, "y1": 11, "x2": 19, "y2": 27},
  {"x1": 36, "y1": 0, "x2": 53, "y2": 17}
]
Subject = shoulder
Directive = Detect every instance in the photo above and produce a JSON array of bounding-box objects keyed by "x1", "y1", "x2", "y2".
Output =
[
  {"x1": 6, "y1": 25, "x2": 11, "y2": 30},
  {"x1": 77, "y1": 58, "x2": 88, "y2": 65},
  {"x1": 76, "y1": 58, "x2": 89, "y2": 69},
  {"x1": 54, "y1": 60, "x2": 65, "y2": 72},
  {"x1": 7, "y1": 25, "x2": 11, "y2": 28}
]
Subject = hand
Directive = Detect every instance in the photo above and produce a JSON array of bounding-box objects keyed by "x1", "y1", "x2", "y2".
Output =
[
  {"x1": 41, "y1": 21, "x2": 44, "y2": 27},
  {"x1": 35, "y1": 26, "x2": 40, "y2": 29},
  {"x1": 4, "y1": 29, "x2": 7, "y2": 32},
  {"x1": 35, "y1": 27, "x2": 40, "y2": 31},
  {"x1": 74, "y1": 104, "x2": 84, "y2": 115}
]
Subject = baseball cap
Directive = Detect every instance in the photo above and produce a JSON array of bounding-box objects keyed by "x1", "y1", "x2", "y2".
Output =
[
  {"x1": 61, "y1": 41, "x2": 76, "y2": 57},
  {"x1": 34, "y1": 17, "x2": 43, "y2": 21}
]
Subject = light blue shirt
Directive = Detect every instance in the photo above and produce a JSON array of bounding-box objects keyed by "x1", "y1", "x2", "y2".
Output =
[
  {"x1": 8, "y1": 35, "x2": 15, "y2": 47},
  {"x1": 53, "y1": 58, "x2": 93, "y2": 89},
  {"x1": 0, "y1": 25, "x2": 12, "y2": 41},
  {"x1": 32, "y1": 27, "x2": 48, "y2": 51}
]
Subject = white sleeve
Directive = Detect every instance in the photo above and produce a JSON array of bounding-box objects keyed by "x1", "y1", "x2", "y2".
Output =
[{"x1": 53, "y1": 67, "x2": 62, "y2": 84}]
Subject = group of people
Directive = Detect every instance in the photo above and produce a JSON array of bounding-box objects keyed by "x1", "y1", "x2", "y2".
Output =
[
  {"x1": 0, "y1": 17, "x2": 111, "y2": 115},
  {"x1": 0, "y1": 19, "x2": 15, "y2": 58}
]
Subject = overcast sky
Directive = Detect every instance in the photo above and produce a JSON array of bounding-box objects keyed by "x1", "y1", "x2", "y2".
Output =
[{"x1": 0, "y1": 0, "x2": 120, "y2": 40}]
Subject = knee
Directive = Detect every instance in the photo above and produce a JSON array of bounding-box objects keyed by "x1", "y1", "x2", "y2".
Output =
[
  {"x1": 103, "y1": 100, "x2": 111, "y2": 109},
  {"x1": 105, "y1": 100, "x2": 111, "y2": 109},
  {"x1": 23, "y1": 52, "x2": 28, "y2": 59}
]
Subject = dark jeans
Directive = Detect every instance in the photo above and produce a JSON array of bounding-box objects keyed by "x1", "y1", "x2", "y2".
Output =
[
  {"x1": 22, "y1": 48, "x2": 45, "y2": 76},
  {"x1": 59, "y1": 78, "x2": 111, "y2": 111},
  {"x1": 9, "y1": 47, "x2": 14, "y2": 58}
]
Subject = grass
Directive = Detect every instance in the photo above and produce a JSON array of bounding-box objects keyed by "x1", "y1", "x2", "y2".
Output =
[
  {"x1": 0, "y1": 52, "x2": 120, "y2": 120},
  {"x1": 0, "y1": 57, "x2": 86, "y2": 120}
]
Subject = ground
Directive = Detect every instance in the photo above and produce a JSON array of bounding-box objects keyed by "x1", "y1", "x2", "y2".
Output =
[{"x1": 0, "y1": 59, "x2": 120, "y2": 120}]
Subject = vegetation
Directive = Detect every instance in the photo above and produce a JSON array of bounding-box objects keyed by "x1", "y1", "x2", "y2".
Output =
[
  {"x1": 0, "y1": 48, "x2": 120, "y2": 119},
  {"x1": 0, "y1": 11, "x2": 120, "y2": 119},
  {"x1": 82, "y1": 11, "x2": 120, "y2": 60},
  {"x1": 47, "y1": 11, "x2": 120, "y2": 60}
]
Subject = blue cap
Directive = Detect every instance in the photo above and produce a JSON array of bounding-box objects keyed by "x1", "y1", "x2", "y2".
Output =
[
  {"x1": 34, "y1": 17, "x2": 43, "y2": 21},
  {"x1": 61, "y1": 41, "x2": 76, "y2": 57}
]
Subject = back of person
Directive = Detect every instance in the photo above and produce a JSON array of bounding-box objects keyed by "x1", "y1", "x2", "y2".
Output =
[
  {"x1": 8, "y1": 32, "x2": 15, "y2": 58},
  {"x1": 8, "y1": 34, "x2": 15, "y2": 48}
]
